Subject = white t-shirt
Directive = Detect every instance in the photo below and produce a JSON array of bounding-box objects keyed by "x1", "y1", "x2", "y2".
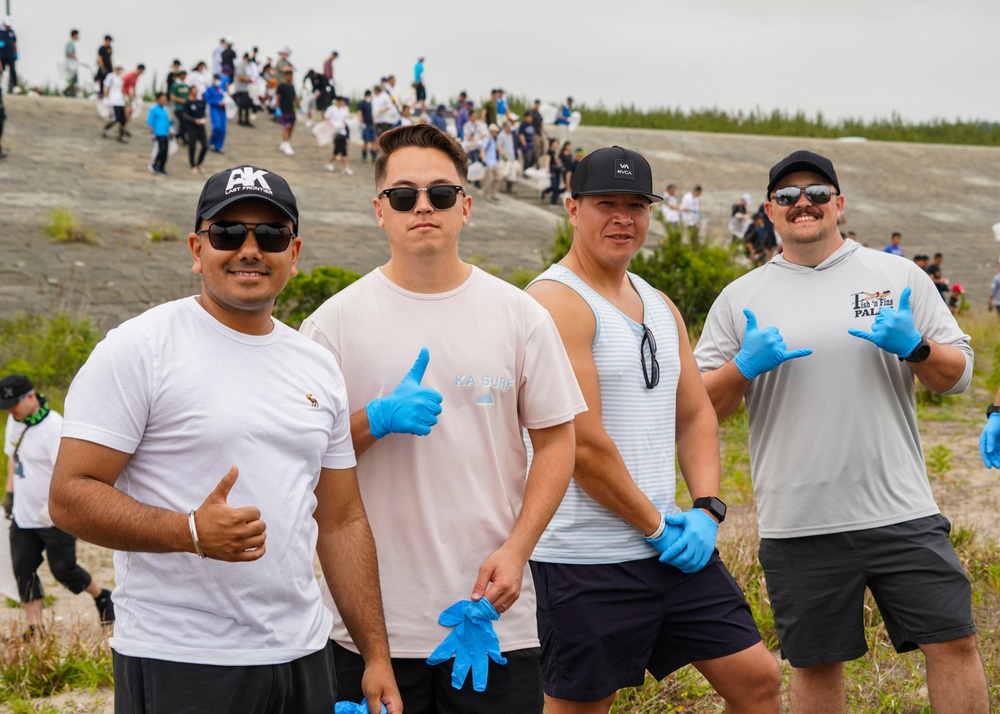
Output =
[
  {"x1": 679, "y1": 191, "x2": 700, "y2": 226},
  {"x1": 4, "y1": 409, "x2": 62, "y2": 529},
  {"x1": 103, "y1": 73, "x2": 124, "y2": 106},
  {"x1": 694, "y1": 240, "x2": 973, "y2": 539},
  {"x1": 662, "y1": 192, "x2": 680, "y2": 224},
  {"x1": 324, "y1": 104, "x2": 350, "y2": 135},
  {"x1": 188, "y1": 70, "x2": 211, "y2": 95},
  {"x1": 62, "y1": 297, "x2": 357, "y2": 665},
  {"x1": 372, "y1": 92, "x2": 399, "y2": 124},
  {"x1": 301, "y1": 266, "x2": 586, "y2": 657}
]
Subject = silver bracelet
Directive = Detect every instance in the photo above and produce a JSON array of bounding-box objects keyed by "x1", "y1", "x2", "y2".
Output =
[
  {"x1": 188, "y1": 510, "x2": 206, "y2": 559},
  {"x1": 645, "y1": 513, "x2": 666, "y2": 540}
]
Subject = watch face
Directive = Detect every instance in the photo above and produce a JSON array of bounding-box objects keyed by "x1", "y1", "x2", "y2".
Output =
[{"x1": 904, "y1": 339, "x2": 931, "y2": 363}]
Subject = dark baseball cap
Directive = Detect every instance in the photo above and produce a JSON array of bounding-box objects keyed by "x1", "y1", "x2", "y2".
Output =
[
  {"x1": 0, "y1": 374, "x2": 34, "y2": 409},
  {"x1": 767, "y1": 150, "x2": 840, "y2": 196},
  {"x1": 571, "y1": 146, "x2": 661, "y2": 203},
  {"x1": 195, "y1": 166, "x2": 299, "y2": 233}
]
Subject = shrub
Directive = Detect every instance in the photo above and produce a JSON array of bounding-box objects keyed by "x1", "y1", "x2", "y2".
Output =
[
  {"x1": 272, "y1": 265, "x2": 363, "y2": 330},
  {"x1": 146, "y1": 221, "x2": 182, "y2": 243},
  {"x1": 44, "y1": 208, "x2": 100, "y2": 245}
]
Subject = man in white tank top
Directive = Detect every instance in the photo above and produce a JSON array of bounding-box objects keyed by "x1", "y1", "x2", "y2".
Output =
[{"x1": 525, "y1": 146, "x2": 780, "y2": 714}]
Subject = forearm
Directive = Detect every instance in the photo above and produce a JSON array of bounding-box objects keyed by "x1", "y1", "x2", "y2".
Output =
[
  {"x1": 675, "y1": 408, "x2": 722, "y2": 503},
  {"x1": 318, "y1": 513, "x2": 391, "y2": 663},
  {"x1": 50, "y1": 473, "x2": 192, "y2": 553},
  {"x1": 909, "y1": 340, "x2": 971, "y2": 393},
  {"x1": 349, "y1": 408, "x2": 378, "y2": 458},
  {"x1": 574, "y1": 436, "x2": 661, "y2": 536},
  {"x1": 504, "y1": 423, "x2": 575, "y2": 560},
  {"x1": 700, "y1": 360, "x2": 751, "y2": 420}
]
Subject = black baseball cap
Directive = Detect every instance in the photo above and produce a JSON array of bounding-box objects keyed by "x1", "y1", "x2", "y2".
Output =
[
  {"x1": 571, "y1": 146, "x2": 661, "y2": 203},
  {"x1": 767, "y1": 150, "x2": 840, "y2": 196},
  {"x1": 195, "y1": 166, "x2": 299, "y2": 233},
  {"x1": 0, "y1": 374, "x2": 33, "y2": 409}
]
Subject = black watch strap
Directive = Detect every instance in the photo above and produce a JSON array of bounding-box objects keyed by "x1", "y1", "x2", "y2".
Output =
[
  {"x1": 988, "y1": 405, "x2": 1000, "y2": 418},
  {"x1": 901, "y1": 336, "x2": 931, "y2": 363},
  {"x1": 693, "y1": 496, "x2": 727, "y2": 524}
]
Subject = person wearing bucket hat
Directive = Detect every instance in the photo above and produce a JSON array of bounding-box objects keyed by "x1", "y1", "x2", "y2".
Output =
[
  {"x1": 49, "y1": 166, "x2": 401, "y2": 713},
  {"x1": 2, "y1": 373, "x2": 116, "y2": 638},
  {"x1": 523, "y1": 145, "x2": 780, "y2": 712},
  {"x1": 695, "y1": 150, "x2": 987, "y2": 713}
]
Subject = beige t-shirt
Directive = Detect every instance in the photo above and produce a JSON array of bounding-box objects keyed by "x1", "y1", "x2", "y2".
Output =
[{"x1": 301, "y1": 266, "x2": 586, "y2": 657}]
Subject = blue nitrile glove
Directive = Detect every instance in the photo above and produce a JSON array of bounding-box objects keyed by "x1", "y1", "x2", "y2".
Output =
[
  {"x1": 646, "y1": 517, "x2": 684, "y2": 555},
  {"x1": 658, "y1": 509, "x2": 719, "y2": 573},
  {"x1": 733, "y1": 309, "x2": 812, "y2": 380},
  {"x1": 981, "y1": 414, "x2": 1000, "y2": 469},
  {"x1": 426, "y1": 599, "x2": 507, "y2": 692},
  {"x1": 848, "y1": 286, "x2": 922, "y2": 357},
  {"x1": 334, "y1": 699, "x2": 387, "y2": 714},
  {"x1": 366, "y1": 347, "x2": 443, "y2": 439}
]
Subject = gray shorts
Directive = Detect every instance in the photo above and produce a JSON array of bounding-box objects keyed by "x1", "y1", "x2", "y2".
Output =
[{"x1": 759, "y1": 514, "x2": 975, "y2": 668}]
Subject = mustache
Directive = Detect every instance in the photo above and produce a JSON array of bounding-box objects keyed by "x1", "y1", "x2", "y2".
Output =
[{"x1": 787, "y1": 207, "x2": 823, "y2": 221}]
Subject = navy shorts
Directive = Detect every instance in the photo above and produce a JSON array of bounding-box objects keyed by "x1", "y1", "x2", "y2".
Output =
[
  {"x1": 332, "y1": 641, "x2": 542, "y2": 714},
  {"x1": 759, "y1": 514, "x2": 976, "y2": 668},
  {"x1": 362, "y1": 125, "x2": 377, "y2": 143},
  {"x1": 530, "y1": 554, "x2": 762, "y2": 703}
]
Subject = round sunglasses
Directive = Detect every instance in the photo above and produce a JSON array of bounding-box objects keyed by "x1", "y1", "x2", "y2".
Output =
[
  {"x1": 771, "y1": 185, "x2": 837, "y2": 207},
  {"x1": 378, "y1": 185, "x2": 465, "y2": 212},
  {"x1": 195, "y1": 222, "x2": 295, "y2": 252}
]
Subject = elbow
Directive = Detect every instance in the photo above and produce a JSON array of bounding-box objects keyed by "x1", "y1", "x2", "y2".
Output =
[{"x1": 934, "y1": 353, "x2": 973, "y2": 396}]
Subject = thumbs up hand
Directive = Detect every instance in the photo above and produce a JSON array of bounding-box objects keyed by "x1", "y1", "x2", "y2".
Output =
[
  {"x1": 733, "y1": 309, "x2": 812, "y2": 380},
  {"x1": 193, "y1": 465, "x2": 267, "y2": 561},
  {"x1": 366, "y1": 347, "x2": 444, "y2": 439}
]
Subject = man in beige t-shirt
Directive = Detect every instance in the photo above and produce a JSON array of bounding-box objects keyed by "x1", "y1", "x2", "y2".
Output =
[{"x1": 301, "y1": 123, "x2": 585, "y2": 714}]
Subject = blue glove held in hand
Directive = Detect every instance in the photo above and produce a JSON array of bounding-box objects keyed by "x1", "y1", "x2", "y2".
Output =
[
  {"x1": 426, "y1": 599, "x2": 507, "y2": 692},
  {"x1": 658, "y1": 509, "x2": 719, "y2": 573},
  {"x1": 334, "y1": 699, "x2": 387, "y2": 714},
  {"x1": 848, "y1": 286, "x2": 922, "y2": 357},
  {"x1": 733, "y1": 309, "x2": 812, "y2": 380},
  {"x1": 981, "y1": 414, "x2": 1000, "y2": 469},
  {"x1": 366, "y1": 347, "x2": 443, "y2": 439}
]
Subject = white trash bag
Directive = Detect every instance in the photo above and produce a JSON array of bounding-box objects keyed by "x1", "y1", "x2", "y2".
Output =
[
  {"x1": 467, "y1": 161, "x2": 486, "y2": 183},
  {"x1": 96, "y1": 98, "x2": 110, "y2": 119},
  {"x1": 224, "y1": 94, "x2": 237, "y2": 120},
  {"x1": 312, "y1": 120, "x2": 335, "y2": 147}
]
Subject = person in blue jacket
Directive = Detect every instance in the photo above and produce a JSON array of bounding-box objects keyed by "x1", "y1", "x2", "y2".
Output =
[
  {"x1": 203, "y1": 75, "x2": 228, "y2": 154},
  {"x1": 146, "y1": 93, "x2": 171, "y2": 176}
]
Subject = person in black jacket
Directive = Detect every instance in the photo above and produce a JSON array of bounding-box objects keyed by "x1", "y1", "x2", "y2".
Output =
[{"x1": 181, "y1": 86, "x2": 208, "y2": 174}]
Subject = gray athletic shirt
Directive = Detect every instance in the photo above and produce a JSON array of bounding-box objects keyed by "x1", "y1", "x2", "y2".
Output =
[{"x1": 694, "y1": 240, "x2": 973, "y2": 539}]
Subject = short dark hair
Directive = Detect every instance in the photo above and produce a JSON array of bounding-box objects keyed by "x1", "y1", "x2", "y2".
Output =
[
  {"x1": 694, "y1": 185, "x2": 702, "y2": 191},
  {"x1": 374, "y1": 124, "x2": 469, "y2": 187},
  {"x1": 934, "y1": 252, "x2": 943, "y2": 259},
  {"x1": 137, "y1": 63, "x2": 146, "y2": 71},
  {"x1": 104, "y1": 35, "x2": 112, "y2": 41},
  {"x1": 891, "y1": 231, "x2": 902, "y2": 239},
  {"x1": 70, "y1": 29, "x2": 79, "y2": 36}
]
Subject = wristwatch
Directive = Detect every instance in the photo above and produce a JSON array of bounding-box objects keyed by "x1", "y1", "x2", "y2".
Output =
[
  {"x1": 693, "y1": 496, "x2": 727, "y2": 524},
  {"x1": 987, "y1": 405, "x2": 1000, "y2": 418},
  {"x1": 901, "y1": 337, "x2": 931, "y2": 363}
]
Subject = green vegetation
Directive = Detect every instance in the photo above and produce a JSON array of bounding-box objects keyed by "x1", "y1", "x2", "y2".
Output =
[
  {"x1": 146, "y1": 221, "x2": 182, "y2": 243},
  {"x1": 43, "y1": 209, "x2": 100, "y2": 246},
  {"x1": 272, "y1": 265, "x2": 363, "y2": 330},
  {"x1": 0, "y1": 625, "x2": 112, "y2": 705}
]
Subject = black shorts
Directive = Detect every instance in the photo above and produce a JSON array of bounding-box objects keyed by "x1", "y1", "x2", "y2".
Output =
[
  {"x1": 10, "y1": 520, "x2": 92, "y2": 602},
  {"x1": 415, "y1": 82, "x2": 426, "y2": 101},
  {"x1": 759, "y1": 514, "x2": 976, "y2": 668},
  {"x1": 332, "y1": 640, "x2": 542, "y2": 714},
  {"x1": 113, "y1": 643, "x2": 335, "y2": 714},
  {"x1": 530, "y1": 554, "x2": 762, "y2": 703},
  {"x1": 333, "y1": 133, "x2": 348, "y2": 157}
]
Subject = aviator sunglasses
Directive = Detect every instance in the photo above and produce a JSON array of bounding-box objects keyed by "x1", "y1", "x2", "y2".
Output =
[
  {"x1": 771, "y1": 185, "x2": 837, "y2": 207},
  {"x1": 195, "y1": 222, "x2": 295, "y2": 252},
  {"x1": 378, "y1": 185, "x2": 465, "y2": 212}
]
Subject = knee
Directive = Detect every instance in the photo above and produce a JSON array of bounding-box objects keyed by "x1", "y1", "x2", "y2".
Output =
[{"x1": 921, "y1": 634, "x2": 981, "y2": 662}]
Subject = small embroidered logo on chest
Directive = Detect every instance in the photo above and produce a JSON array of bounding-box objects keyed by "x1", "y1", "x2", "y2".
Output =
[{"x1": 305, "y1": 393, "x2": 319, "y2": 408}]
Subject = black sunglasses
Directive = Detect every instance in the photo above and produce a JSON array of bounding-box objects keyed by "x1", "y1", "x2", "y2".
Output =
[
  {"x1": 771, "y1": 185, "x2": 836, "y2": 207},
  {"x1": 378, "y1": 185, "x2": 465, "y2": 212},
  {"x1": 195, "y1": 222, "x2": 295, "y2": 252},
  {"x1": 641, "y1": 323, "x2": 659, "y2": 390}
]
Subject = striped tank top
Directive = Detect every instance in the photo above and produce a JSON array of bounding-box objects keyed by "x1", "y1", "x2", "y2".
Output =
[{"x1": 529, "y1": 264, "x2": 681, "y2": 564}]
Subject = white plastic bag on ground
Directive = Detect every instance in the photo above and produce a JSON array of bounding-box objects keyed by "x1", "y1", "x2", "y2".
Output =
[
  {"x1": 312, "y1": 120, "x2": 335, "y2": 147},
  {"x1": 467, "y1": 161, "x2": 486, "y2": 182}
]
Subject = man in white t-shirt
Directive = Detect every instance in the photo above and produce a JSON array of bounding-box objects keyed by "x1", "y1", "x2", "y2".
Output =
[
  {"x1": 661, "y1": 183, "x2": 680, "y2": 226},
  {"x1": 679, "y1": 184, "x2": 702, "y2": 227},
  {"x1": 694, "y1": 150, "x2": 988, "y2": 714},
  {"x1": 300, "y1": 124, "x2": 585, "y2": 714},
  {"x1": 2, "y1": 373, "x2": 115, "y2": 638},
  {"x1": 524, "y1": 147, "x2": 780, "y2": 714},
  {"x1": 49, "y1": 166, "x2": 401, "y2": 714}
]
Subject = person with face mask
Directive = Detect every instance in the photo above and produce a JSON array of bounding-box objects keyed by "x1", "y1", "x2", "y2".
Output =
[{"x1": 203, "y1": 74, "x2": 228, "y2": 153}]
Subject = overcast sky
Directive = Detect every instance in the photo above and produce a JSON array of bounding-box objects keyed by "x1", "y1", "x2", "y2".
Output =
[{"x1": 7, "y1": 0, "x2": 998, "y2": 124}]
